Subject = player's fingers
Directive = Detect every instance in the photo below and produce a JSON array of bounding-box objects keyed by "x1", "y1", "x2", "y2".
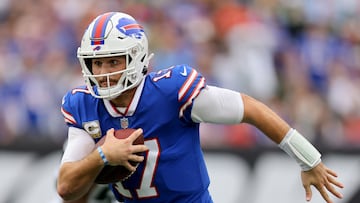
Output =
[
  {"x1": 106, "y1": 128, "x2": 115, "y2": 136},
  {"x1": 102, "y1": 129, "x2": 116, "y2": 144},
  {"x1": 128, "y1": 128, "x2": 143, "y2": 142},
  {"x1": 132, "y1": 144, "x2": 148, "y2": 153},
  {"x1": 315, "y1": 184, "x2": 332, "y2": 203},
  {"x1": 326, "y1": 168, "x2": 338, "y2": 178},
  {"x1": 303, "y1": 185, "x2": 312, "y2": 202},
  {"x1": 325, "y1": 181, "x2": 343, "y2": 199},
  {"x1": 329, "y1": 177, "x2": 344, "y2": 189},
  {"x1": 129, "y1": 154, "x2": 145, "y2": 162},
  {"x1": 327, "y1": 176, "x2": 344, "y2": 198},
  {"x1": 124, "y1": 162, "x2": 137, "y2": 172},
  {"x1": 106, "y1": 128, "x2": 115, "y2": 133}
]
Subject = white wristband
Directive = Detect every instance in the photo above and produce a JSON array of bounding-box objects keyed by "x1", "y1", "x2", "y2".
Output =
[{"x1": 279, "y1": 129, "x2": 321, "y2": 171}]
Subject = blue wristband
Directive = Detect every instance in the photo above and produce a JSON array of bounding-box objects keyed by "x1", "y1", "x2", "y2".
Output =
[{"x1": 97, "y1": 146, "x2": 108, "y2": 166}]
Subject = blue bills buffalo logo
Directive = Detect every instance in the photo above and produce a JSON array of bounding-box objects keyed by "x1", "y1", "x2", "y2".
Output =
[
  {"x1": 93, "y1": 46, "x2": 101, "y2": 51},
  {"x1": 90, "y1": 12, "x2": 144, "y2": 46},
  {"x1": 116, "y1": 18, "x2": 144, "y2": 39}
]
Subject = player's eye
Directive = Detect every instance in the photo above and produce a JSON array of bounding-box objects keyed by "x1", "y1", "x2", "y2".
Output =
[
  {"x1": 110, "y1": 60, "x2": 119, "y2": 66},
  {"x1": 93, "y1": 60, "x2": 102, "y2": 67}
]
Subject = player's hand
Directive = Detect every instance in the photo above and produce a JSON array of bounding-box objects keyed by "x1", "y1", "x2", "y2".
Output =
[
  {"x1": 102, "y1": 128, "x2": 148, "y2": 171},
  {"x1": 301, "y1": 162, "x2": 344, "y2": 203}
]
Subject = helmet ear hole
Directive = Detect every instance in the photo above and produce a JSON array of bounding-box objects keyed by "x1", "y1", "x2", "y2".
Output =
[
  {"x1": 85, "y1": 59, "x2": 93, "y2": 73},
  {"x1": 84, "y1": 58, "x2": 96, "y2": 86}
]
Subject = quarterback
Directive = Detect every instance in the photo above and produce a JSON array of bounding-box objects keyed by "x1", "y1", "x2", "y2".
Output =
[{"x1": 57, "y1": 12, "x2": 344, "y2": 203}]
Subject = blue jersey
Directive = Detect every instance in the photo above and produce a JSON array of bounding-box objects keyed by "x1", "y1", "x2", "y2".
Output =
[{"x1": 61, "y1": 65, "x2": 213, "y2": 203}]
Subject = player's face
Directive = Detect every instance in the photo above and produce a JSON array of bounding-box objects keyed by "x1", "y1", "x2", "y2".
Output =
[{"x1": 92, "y1": 56, "x2": 126, "y2": 88}]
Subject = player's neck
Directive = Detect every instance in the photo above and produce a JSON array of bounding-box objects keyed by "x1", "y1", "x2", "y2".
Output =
[{"x1": 109, "y1": 88, "x2": 137, "y2": 107}]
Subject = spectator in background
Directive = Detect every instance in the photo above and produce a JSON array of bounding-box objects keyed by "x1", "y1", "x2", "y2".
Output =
[{"x1": 0, "y1": 0, "x2": 359, "y2": 149}]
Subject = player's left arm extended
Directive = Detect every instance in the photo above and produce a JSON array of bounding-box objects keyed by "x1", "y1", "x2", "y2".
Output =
[
  {"x1": 192, "y1": 85, "x2": 344, "y2": 203},
  {"x1": 191, "y1": 85, "x2": 289, "y2": 143}
]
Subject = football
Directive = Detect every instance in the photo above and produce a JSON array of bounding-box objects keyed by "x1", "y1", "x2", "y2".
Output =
[{"x1": 94, "y1": 128, "x2": 145, "y2": 184}]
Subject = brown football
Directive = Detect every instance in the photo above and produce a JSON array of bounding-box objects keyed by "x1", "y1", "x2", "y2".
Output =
[{"x1": 94, "y1": 128, "x2": 144, "y2": 184}]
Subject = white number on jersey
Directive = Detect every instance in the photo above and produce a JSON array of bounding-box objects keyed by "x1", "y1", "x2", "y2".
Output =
[{"x1": 114, "y1": 139, "x2": 160, "y2": 199}]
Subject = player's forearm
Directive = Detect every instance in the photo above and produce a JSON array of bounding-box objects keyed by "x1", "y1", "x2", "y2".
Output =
[
  {"x1": 241, "y1": 94, "x2": 290, "y2": 144},
  {"x1": 241, "y1": 94, "x2": 322, "y2": 171},
  {"x1": 57, "y1": 149, "x2": 104, "y2": 200}
]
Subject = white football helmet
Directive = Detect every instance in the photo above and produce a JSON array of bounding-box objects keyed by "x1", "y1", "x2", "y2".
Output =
[{"x1": 77, "y1": 12, "x2": 153, "y2": 99}]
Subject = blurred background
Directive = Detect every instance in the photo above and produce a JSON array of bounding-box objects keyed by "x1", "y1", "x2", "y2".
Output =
[{"x1": 0, "y1": 0, "x2": 359, "y2": 202}]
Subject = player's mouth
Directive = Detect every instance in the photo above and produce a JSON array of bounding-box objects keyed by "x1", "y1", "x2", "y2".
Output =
[{"x1": 99, "y1": 80, "x2": 117, "y2": 87}]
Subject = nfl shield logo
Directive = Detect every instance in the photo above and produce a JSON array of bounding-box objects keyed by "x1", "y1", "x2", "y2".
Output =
[{"x1": 120, "y1": 117, "x2": 129, "y2": 129}]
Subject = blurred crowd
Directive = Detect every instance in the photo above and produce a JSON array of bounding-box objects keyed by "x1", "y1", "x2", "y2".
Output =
[{"x1": 0, "y1": 0, "x2": 359, "y2": 149}]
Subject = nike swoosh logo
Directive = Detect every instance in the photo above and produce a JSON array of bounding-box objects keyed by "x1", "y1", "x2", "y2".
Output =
[{"x1": 180, "y1": 67, "x2": 187, "y2": 76}]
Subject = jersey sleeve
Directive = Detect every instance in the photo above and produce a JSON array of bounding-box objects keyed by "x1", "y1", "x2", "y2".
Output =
[
  {"x1": 191, "y1": 85, "x2": 244, "y2": 124},
  {"x1": 176, "y1": 65, "x2": 206, "y2": 119},
  {"x1": 60, "y1": 86, "x2": 90, "y2": 129},
  {"x1": 150, "y1": 65, "x2": 207, "y2": 122}
]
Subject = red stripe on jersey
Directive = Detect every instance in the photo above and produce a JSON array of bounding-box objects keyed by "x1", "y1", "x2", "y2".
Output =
[
  {"x1": 179, "y1": 77, "x2": 206, "y2": 118},
  {"x1": 71, "y1": 88, "x2": 91, "y2": 95},
  {"x1": 178, "y1": 69, "x2": 197, "y2": 101},
  {"x1": 61, "y1": 107, "x2": 76, "y2": 124},
  {"x1": 64, "y1": 118, "x2": 75, "y2": 125}
]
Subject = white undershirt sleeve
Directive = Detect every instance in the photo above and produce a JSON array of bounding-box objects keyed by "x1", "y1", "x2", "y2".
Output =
[
  {"x1": 191, "y1": 85, "x2": 244, "y2": 124},
  {"x1": 60, "y1": 127, "x2": 96, "y2": 164}
]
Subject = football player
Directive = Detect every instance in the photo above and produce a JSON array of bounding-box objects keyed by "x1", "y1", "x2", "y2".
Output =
[{"x1": 57, "y1": 12, "x2": 344, "y2": 203}]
